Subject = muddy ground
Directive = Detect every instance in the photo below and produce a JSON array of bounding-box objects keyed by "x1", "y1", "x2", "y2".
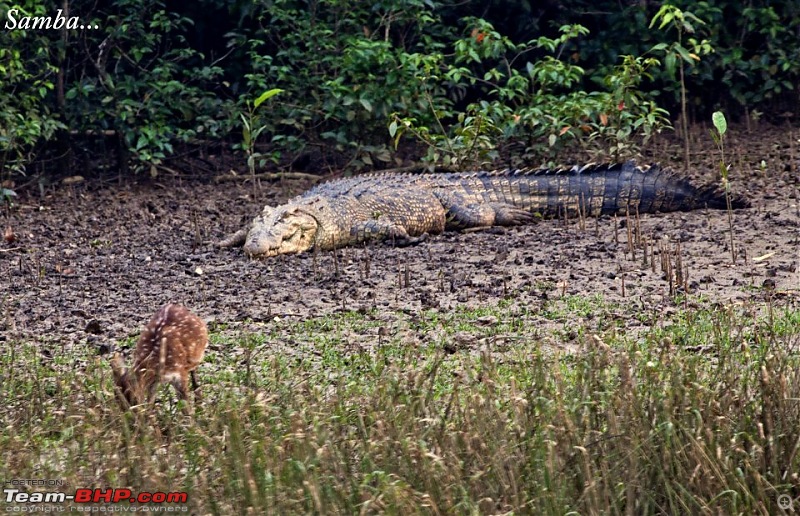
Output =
[{"x1": 2, "y1": 125, "x2": 799, "y2": 355}]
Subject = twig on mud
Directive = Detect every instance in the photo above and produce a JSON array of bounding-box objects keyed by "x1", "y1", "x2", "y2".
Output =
[{"x1": 213, "y1": 172, "x2": 323, "y2": 183}]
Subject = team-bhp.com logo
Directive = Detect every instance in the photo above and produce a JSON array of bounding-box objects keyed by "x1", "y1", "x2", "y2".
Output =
[{"x1": 4, "y1": 487, "x2": 188, "y2": 508}]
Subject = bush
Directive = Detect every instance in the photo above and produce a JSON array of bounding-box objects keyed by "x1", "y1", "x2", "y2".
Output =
[
  {"x1": 0, "y1": 0, "x2": 65, "y2": 177},
  {"x1": 2, "y1": 0, "x2": 800, "y2": 177},
  {"x1": 548, "y1": 0, "x2": 800, "y2": 119},
  {"x1": 231, "y1": 0, "x2": 458, "y2": 169},
  {"x1": 393, "y1": 22, "x2": 670, "y2": 168},
  {"x1": 64, "y1": 0, "x2": 235, "y2": 173}
]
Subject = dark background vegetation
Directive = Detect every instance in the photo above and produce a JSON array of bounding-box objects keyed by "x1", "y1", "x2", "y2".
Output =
[{"x1": 1, "y1": 0, "x2": 799, "y2": 181}]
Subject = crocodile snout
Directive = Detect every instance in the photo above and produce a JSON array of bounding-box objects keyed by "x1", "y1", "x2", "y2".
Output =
[{"x1": 243, "y1": 232, "x2": 278, "y2": 257}]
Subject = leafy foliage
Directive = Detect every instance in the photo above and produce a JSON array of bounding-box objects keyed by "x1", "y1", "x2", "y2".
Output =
[
  {"x1": 393, "y1": 22, "x2": 670, "y2": 167},
  {"x1": 558, "y1": 0, "x2": 800, "y2": 118},
  {"x1": 230, "y1": 0, "x2": 457, "y2": 169},
  {"x1": 64, "y1": 0, "x2": 235, "y2": 172},
  {"x1": 0, "y1": 0, "x2": 65, "y2": 177},
  {"x1": 1, "y1": 0, "x2": 800, "y2": 177}
]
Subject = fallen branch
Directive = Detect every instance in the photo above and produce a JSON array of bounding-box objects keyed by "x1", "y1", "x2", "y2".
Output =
[{"x1": 213, "y1": 172, "x2": 322, "y2": 183}]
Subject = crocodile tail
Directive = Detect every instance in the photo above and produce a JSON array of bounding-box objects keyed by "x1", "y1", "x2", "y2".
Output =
[
  {"x1": 547, "y1": 161, "x2": 750, "y2": 215},
  {"x1": 690, "y1": 183, "x2": 750, "y2": 210},
  {"x1": 633, "y1": 162, "x2": 750, "y2": 212},
  {"x1": 494, "y1": 160, "x2": 749, "y2": 217}
]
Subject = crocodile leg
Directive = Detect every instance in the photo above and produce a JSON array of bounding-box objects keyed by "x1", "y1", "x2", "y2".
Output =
[
  {"x1": 486, "y1": 203, "x2": 538, "y2": 225},
  {"x1": 349, "y1": 218, "x2": 430, "y2": 247},
  {"x1": 436, "y1": 191, "x2": 536, "y2": 229},
  {"x1": 217, "y1": 228, "x2": 248, "y2": 248}
]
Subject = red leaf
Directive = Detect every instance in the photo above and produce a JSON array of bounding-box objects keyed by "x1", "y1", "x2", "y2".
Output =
[{"x1": 471, "y1": 28, "x2": 486, "y2": 43}]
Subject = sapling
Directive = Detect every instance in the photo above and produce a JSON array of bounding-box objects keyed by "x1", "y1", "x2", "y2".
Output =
[
  {"x1": 650, "y1": 6, "x2": 712, "y2": 172},
  {"x1": 710, "y1": 111, "x2": 736, "y2": 264},
  {"x1": 241, "y1": 88, "x2": 283, "y2": 200}
]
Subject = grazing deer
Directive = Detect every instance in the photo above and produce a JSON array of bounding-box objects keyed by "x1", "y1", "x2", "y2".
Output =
[{"x1": 111, "y1": 304, "x2": 208, "y2": 411}]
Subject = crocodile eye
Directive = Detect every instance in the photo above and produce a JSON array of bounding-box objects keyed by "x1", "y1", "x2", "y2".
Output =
[{"x1": 282, "y1": 221, "x2": 302, "y2": 241}]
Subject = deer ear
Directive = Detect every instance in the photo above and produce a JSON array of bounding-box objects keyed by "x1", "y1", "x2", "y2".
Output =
[
  {"x1": 110, "y1": 353, "x2": 126, "y2": 376},
  {"x1": 110, "y1": 352, "x2": 134, "y2": 410}
]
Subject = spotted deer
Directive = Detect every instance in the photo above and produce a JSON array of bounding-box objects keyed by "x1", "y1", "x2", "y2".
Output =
[{"x1": 110, "y1": 304, "x2": 208, "y2": 410}]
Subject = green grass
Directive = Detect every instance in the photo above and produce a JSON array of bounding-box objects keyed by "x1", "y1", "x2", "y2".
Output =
[{"x1": 2, "y1": 296, "x2": 799, "y2": 514}]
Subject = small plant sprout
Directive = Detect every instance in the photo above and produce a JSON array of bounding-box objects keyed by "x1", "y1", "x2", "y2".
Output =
[
  {"x1": 1, "y1": 188, "x2": 17, "y2": 211},
  {"x1": 241, "y1": 88, "x2": 283, "y2": 198},
  {"x1": 711, "y1": 110, "x2": 737, "y2": 264}
]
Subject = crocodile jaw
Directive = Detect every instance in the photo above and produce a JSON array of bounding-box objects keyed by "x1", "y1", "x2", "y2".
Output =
[{"x1": 243, "y1": 207, "x2": 319, "y2": 257}]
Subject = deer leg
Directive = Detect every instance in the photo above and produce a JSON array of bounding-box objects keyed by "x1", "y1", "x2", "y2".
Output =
[
  {"x1": 190, "y1": 370, "x2": 202, "y2": 402},
  {"x1": 171, "y1": 375, "x2": 189, "y2": 401},
  {"x1": 146, "y1": 381, "x2": 159, "y2": 405},
  {"x1": 170, "y1": 375, "x2": 194, "y2": 414}
]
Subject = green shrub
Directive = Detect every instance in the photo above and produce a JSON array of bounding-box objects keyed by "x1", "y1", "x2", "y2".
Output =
[
  {"x1": 393, "y1": 21, "x2": 671, "y2": 168},
  {"x1": 3, "y1": 0, "x2": 800, "y2": 177},
  {"x1": 0, "y1": 0, "x2": 65, "y2": 177},
  {"x1": 551, "y1": 0, "x2": 800, "y2": 119},
  {"x1": 233, "y1": 0, "x2": 457, "y2": 169},
  {"x1": 64, "y1": 0, "x2": 235, "y2": 173}
]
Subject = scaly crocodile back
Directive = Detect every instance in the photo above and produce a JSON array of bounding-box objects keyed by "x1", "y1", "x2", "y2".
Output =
[
  {"x1": 304, "y1": 160, "x2": 748, "y2": 217},
  {"x1": 453, "y1": 161, "x2": 749, "y2": 217}
]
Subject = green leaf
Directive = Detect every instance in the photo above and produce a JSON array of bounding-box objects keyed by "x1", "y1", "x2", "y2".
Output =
[
  {"x1": 388, "y1": 121, "x2": 398, "y2": 138},
  {"x1": 684, "y1": 12, "x2": 705, "y2": 25},
  {"x1": 252, "y1": 126, "x2": 267, "y2": 141},
  {"x1": 359, "y1": 98, "x2": 372, "y2": 112},
  {"x1": 712, "y1": 111, "x2": 727, "y2": 136},
  {"x1": 659, "y1": 11, "x2": 675, "y2": 30},
  {"x1": 649, "y1": 6, "x2": 670, "y2": 28},
  {"x1": 242, "y1": 126, "x2": 251, "y2": 147},
  {"x1": 664, "y1": 52, "x2": 676, "y2": 75},
  {"x1": 253, "y1": 88, "x2": 283, "y2": 109},
  {"x1": 675, "y1": 45, "x2": 694, "y2": 64}
]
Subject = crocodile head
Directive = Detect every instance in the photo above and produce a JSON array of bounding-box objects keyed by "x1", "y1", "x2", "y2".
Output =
[{"x1": 243, "y1": 204, "x2": 319, "y2": 257}]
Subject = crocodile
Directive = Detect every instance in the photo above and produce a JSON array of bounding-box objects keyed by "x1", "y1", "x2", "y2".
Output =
[{"x1": 219, "y1": 160, "x2": 749, "y2": 257}]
